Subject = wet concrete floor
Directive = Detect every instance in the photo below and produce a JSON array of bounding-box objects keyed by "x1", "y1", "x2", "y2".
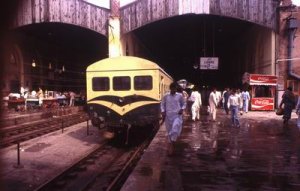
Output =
[{"x1": 122, "y1": 110, "x2": 300, "y2": 191}]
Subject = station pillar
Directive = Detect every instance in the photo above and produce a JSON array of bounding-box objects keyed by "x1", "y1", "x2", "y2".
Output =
[{"x1": 108, "y1": 0, "x2": 124, "y2": 58}]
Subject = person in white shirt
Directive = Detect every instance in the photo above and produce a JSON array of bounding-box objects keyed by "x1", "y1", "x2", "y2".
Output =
[
  {"x1": 190, "y1": 86, "x2": 202, "y2": 121},
  {"x1": 37, "y1": 87, "x2": 44, "y2": 106},
  {"x1": 236, "y1": 89, "x2": 242, "y2": 98},
  {"x1": 177, "y1": 86, "x2": 189, "y2": 117},
  {"x1": 215, "y1": 90, "x2": 222, "y2": 108},
  {"x1": 236, "y1": 89, "x2": 243, "y2": 115},
  {"x1": 69, "y1": 91, "x2": 76, "y2": 106},
  {"x1": 209, "y1": 88, "x2": 218, "y2": 122},
  {"x1": 241, "y1": 89, "x2": 250, "y2": 113},
  {"x1": 161, "y1": 82, "x2": 186, "y2": 155},
  {"x1": 228, "y1": 89, "x2": 243, "y2": 127}
]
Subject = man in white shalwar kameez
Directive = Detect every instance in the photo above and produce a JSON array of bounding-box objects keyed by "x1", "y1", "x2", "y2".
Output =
[
  {"x1": 209, "y1": 88, "x2": 218, "y2": 121},
  {"x1": 215, "y1": 90, "x2": 222, "y2": 108},
  {"x1": 161, "y1": 82, "x2": 186, "y2": 155},
  {"x1": 190, "y1": 87, "x2": 202, "y2": 121}
]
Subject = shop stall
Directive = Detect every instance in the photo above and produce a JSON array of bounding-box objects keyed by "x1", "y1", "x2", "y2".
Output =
[
  {"x1": 247, "y1": 74, "x2": 278, "y2": 111},
  {"x1": 8, "y1": 97, "x2": 25, "y2": 111}
]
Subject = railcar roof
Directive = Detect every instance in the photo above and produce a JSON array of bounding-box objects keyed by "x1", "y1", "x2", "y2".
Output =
[{"x1": 86, "y1": 56, "x2": 161, "y2": 71}]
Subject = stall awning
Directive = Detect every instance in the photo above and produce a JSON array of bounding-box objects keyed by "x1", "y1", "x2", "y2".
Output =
[{"x1": 249, "y1": 74, "x2": 278, "y2": 86}]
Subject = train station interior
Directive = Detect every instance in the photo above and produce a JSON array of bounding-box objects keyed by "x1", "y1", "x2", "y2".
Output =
[{"x1": 1, "y1": 0, "x2": 300, "y2": 191}]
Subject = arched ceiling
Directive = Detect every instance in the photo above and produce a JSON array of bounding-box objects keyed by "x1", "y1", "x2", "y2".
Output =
[{"x1": 131, "y1": 14, "x2": 269, "y2": 88}]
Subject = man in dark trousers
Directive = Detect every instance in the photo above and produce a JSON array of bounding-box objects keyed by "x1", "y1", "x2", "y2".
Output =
[
  {"x1": 222, "y1": 88, "x2": 230, "y2": 115},
  {"x1": 279, "y1": 86, "x2": 296, "y2": 125}
]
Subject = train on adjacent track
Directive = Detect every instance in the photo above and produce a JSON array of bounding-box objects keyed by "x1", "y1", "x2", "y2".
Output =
[{"x1": 86, "y1": 56, "x2": 173, "y2": 143}]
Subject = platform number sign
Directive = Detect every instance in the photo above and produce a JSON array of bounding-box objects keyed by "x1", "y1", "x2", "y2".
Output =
[{"x1": 200, "y1": 57, "x2": 219, "y2": 70}]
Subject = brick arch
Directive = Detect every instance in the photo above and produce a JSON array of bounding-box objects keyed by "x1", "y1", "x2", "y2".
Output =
[{"x1": 12, "y1": 0, "x2": 110, "y2": 36}]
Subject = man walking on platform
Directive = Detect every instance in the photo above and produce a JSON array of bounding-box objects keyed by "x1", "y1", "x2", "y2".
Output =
[
  {"x1": 190, "y1": 86, "x2": 202, "y2": 121},
  {"x1": 161, "y1": 82, "x2": 186, "y2": 155},
  {"x1": 241, "y1": 89, "x2": 250, "y2": 113},
  {"x1": 228, "y1": 89, "x2": 243, "y2": 127},
  {"x1": 222, "y1": 88, "x2": 230, "y2": 115},
  {"x1": 279, "y1": 86, "x2": 295, "y2": 125},
  {"x1": 209, "y1": 88, "x2": 218, "y2": 122}
]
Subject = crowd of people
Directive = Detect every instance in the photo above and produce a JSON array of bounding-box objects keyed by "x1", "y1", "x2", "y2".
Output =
[
  {"x1": 160, "y1": 81, "x2": 300, "y2": 156},
  {"x1": 181, "y1": 85, "x2": 251, "y2": 126}
]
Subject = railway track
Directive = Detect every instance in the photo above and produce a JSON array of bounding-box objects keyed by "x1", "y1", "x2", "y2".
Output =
[
  {"x1": 34, "y1": 124, "x2": 159, "y2": 191},
  {"x1": 0, "y1": 112, "x2": 89, "y2": 148}
]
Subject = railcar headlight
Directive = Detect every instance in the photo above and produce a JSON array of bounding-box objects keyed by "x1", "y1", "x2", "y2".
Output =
[
  {"x1": 106, "y1": 110, "x2": 110, "y2": 115},
  {"x1": 119, "y1": 98, "x2": 124, "y2": 103}
]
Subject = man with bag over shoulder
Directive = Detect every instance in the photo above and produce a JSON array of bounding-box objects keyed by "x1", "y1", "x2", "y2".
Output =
[{"x1": 279, "y1": 86, "x2": 296, "y2": 125}]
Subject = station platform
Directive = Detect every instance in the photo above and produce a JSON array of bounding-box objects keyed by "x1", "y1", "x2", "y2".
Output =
[
  {"x1": 0, "y1": 121, "x2": 104, "y2": 191},
  {"x1": 121, "y1": 110, "x2": 300, "y2": 191}
]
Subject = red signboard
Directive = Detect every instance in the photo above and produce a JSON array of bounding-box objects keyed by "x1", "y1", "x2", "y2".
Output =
[
  {"x1": 249, "y1": 74, "x2": 277, "y2": 86},
  {"x1": 251, "y1": 98, "x2": 274, "y2": 111}
]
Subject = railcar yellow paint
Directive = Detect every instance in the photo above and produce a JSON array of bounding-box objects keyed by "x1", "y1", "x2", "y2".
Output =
[{"x1": 86, "y1": 56, "x2": 173, "y2": 122}]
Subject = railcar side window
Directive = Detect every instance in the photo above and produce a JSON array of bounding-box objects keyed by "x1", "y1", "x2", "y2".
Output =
[
  {"x1": 92, "y1": 77, "x2": 109, "y2": 91},
  {"x1": 113, "y1": 76, "x2": 130, "y2": 90},
  {"x1": 134, "y1": 76, "x2": 152, "y2": 90}
]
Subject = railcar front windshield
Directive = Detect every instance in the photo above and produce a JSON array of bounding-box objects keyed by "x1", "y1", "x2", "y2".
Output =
[{"x1": 113, "y1": 76, "x2": 131, "y2": 91}]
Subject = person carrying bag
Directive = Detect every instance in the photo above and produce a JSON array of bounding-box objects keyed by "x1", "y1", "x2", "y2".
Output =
[{"x1": 279, "y1": 87, "x2": 296, "y2": 124}]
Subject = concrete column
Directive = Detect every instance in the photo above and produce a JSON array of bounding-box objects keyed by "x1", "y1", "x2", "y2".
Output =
[
  {"x1": 108, "y1": 17, "x2": 123, "y2": 57},
  {"x1": 108, "y1": 0, "x2": 123, "y2": 58}
]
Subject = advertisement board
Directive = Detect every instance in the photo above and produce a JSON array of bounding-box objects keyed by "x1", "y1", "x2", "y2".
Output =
[
  {"x1": 249, "y1": 74, "x2": 277, "y2": 86},
  {"x1": 251, "y1": 98, "x2": 275, "y2": 110}
]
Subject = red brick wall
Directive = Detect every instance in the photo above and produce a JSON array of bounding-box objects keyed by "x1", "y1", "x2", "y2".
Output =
[{"x1": 278, "y1": 0, "x2": 300, "y2": 95}]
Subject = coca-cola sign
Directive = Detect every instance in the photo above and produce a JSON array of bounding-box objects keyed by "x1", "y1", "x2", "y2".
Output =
[
  {"x1": 251, "y1": 98, "x2": 274, "y2": 110},
  {"x1": 249, "y1": 74, "x2": 277, "y2": 86}
]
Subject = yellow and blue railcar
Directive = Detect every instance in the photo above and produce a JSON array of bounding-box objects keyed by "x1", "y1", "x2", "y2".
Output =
[{"x1": 86, "y1": 56, "x2": 172, "y2": 139}]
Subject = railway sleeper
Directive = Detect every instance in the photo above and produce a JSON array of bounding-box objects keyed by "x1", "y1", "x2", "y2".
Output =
[
  {"x1": 85, "y1": 158, "x2": 95, "y2": 164},
  {"x1": 53, "y1": 180, "x2": 67, "y2": 188},
  {"x1": 65, "y1": 172, "x2": 78, "y2": 179},
  {"x1": 75, "y1": 165, "x2": 88, "y2": 171}
]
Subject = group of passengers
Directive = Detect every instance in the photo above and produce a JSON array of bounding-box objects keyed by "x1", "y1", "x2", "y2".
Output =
[
  {"x1": 180, "y1": 85, "x2": 251, "y2": 125},
  {"x1": 160, "y1": 82, "x2": 252, "y2": 155}
]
